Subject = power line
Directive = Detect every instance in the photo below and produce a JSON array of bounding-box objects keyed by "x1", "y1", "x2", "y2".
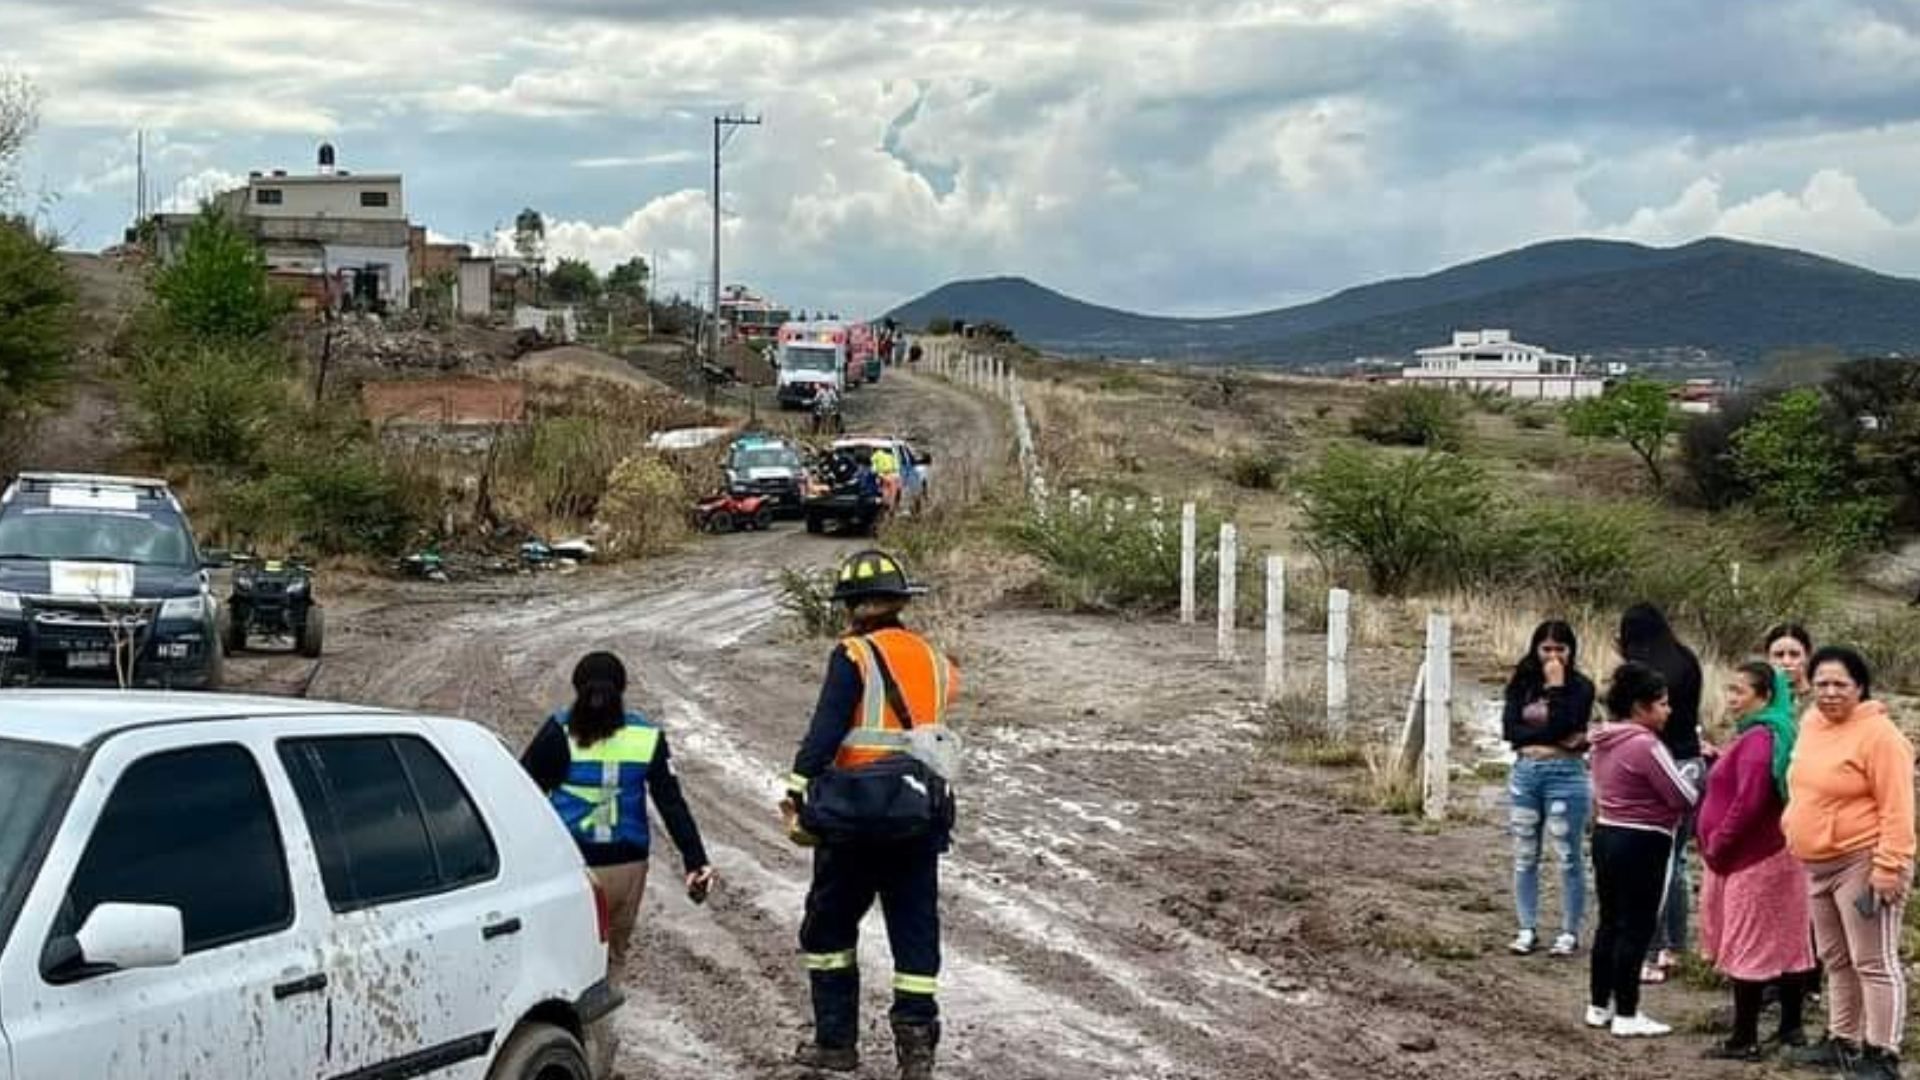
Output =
[{"x1": 710, "y1": 112, "x2": 761, "y2": 368}]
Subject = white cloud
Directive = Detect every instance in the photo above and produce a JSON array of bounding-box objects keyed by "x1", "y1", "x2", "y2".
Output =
[
  {"x1": 1606, "y1": 169, "x2": 1920, "y2": 273},
  {"x1": 572, "y1": 151, "x2": 700, "y2": 169}
]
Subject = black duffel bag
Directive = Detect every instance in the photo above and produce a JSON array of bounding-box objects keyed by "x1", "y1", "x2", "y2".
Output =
[{"x1": 800, "y1": 754, "x2": 951, "y2": 843}]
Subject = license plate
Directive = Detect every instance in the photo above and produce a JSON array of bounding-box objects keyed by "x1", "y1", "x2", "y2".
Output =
[{"x1": 67, "y1": 652, "x2": 111, "y2": 671}]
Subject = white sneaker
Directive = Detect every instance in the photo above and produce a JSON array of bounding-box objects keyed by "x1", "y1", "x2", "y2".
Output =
[
  {"x1": 1550, "y1": 932, "x2": 1579, "y2": 957},
  {"x1": 1508, "y1": 929, "x2": 1538, "y2": 955},
  {"x1": 1610, "y1": 1013, "x2": 1672, "y2": 1038},
  {"x1": 1584, "y1": 1005, "x2": 1615, "y2": 1029}
]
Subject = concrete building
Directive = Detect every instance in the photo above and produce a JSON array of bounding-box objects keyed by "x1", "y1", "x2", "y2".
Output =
[
  {"x1": 1397, "y1": 329, "x2": 1604, "y2": 400},
  {"x1": 153, "y1": 144, "x2": 413, "y2": 312},
  {"x1": 456, "y1": 257, "x2": 496, "y2": 318}
]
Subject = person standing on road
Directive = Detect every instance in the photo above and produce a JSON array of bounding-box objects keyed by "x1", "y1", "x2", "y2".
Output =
[
  {"x1": 521, "y1": 652, "x2": 717, "y2": 972},
  {"x1": 1617, "y1": 603, "x2": 1706, "y2": 983},
  {"x1": 1587, "y1": 662, "x2": 1700, "y2": 1039},
  {"x1": 1501, "y1": 620, "x2": 1596, "y2": 958},
  {"x1": 1782, "y1": 647, "x2": 1915, "y2": 1079},
  {"x1": 1696, "y1": 662, "x2": 1814, "y2": 1060},
  {"x1": 781, "y1": 549, "x2": 958, "y2": 1080}
]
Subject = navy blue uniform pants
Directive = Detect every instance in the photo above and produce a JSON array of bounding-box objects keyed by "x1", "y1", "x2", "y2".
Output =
[{"x1": 800, "y1": 838, "x2": 941, "y2": 1047}]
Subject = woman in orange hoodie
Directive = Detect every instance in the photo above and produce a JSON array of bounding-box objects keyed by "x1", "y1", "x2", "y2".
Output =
[{"x1": 1782, "y1": 646, "x2": 1915, "y2": 1080}]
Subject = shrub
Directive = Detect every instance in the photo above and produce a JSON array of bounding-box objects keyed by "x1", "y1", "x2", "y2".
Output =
[
  {"x1": 1676, "y1": 391, "x2": 1776, "y2": 509},
  {"x1": 150, "y1": 206, "x2": 291, "y2": 340},
  {"x1": 0, "y1": 217, "x2": 72, "y2": 461},
  {"x1": 519, "y1": 415, "x2": 624, "y2": 521},
  {"x1": 1630, "y1": 546, "x2": 1837, "y2": 660},
  {"x1": 777, "y1": 566, "x2": 841, "y2": 638},
  {"x1": 1515, "y1": 407, "x2": 1552, "y2": 431},
  {"x1": 1733, "y1": 388, "x2": 1891, "y2": 555},
  {"x1": 1008, "y1": 498, "x2": 1234, "y2": 614},
  {"x1": 1489, "y1": 500, "x2": 1657, "y2": 608},
  {"x1": 1350, "y1": 386, "x2": 1466, "y2": 451},
  {"x1": 1224, "y1": 449, "x2": 1287, "y2": 490},
  {"x1": 595, "y1": 454, "x2": 688, "y2": 557},
  {"x1": 1831, "y1": 612, "x2": 1920, "y2": 696},
  {"x1": 128, "y1": 344, "x2": 291, "y2": 466},
  {"x1": 1295, "y1": 446, "x2": 1496, "y2": 596},
  {"x1": 218, "y1": 445, "x2": 426, "y2": 556}
]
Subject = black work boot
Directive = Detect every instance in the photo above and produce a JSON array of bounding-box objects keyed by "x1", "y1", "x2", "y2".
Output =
[
  {"x1": 1848, "y1": 1045, "x2": 1901, "y2": 1080},
  {"x1": 791, "y1": 1042, "x2": 860, "y2": 1073},
  {"x1": 892, "y1": 1019, "x2": 939, "y2": 1080},
  {"x1": 1789, "y1": 1035, "x2": 1861, "y2": 1070}
]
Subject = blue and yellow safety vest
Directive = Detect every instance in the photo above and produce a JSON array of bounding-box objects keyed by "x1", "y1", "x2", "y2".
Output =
[{"x1": 547, "y1": 709, "x2": 662, "y2": 851}]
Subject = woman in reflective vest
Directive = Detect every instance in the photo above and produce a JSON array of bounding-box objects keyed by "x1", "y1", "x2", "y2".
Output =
[{"x1": 521, "y1": 651, "x2": 715, "y2": 969}]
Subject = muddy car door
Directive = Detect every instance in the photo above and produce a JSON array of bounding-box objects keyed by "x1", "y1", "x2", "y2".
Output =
[
  {"x1": 0, "y1": 732, "x2": 327, "y2": 1079},
  {"x1": 276, "y1": 728, "x2": 517, "y2": 1077}
]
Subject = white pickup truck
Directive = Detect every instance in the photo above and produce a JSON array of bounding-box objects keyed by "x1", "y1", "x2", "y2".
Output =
[{"x1": 0, "y1": 691, "x2": 621, "y2": 1080}]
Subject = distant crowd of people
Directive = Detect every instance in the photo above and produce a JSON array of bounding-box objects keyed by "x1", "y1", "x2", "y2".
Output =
[{"x1": 1504, "y1": 607, "x2": 1913, "y2": 1078}]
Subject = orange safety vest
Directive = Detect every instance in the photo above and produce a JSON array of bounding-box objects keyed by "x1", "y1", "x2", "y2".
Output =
[{"x1": 834, "y1": 628, "x2": 956, "y2": 770}]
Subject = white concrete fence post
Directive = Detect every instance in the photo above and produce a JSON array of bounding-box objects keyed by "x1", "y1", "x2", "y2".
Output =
[
  {"x1": 1422, "y1": 611, "x2": 1453, "y2": 821},
  {"x1": 1326, "y1": 588, "x2": 1351, "y2": 733},
  {"x1": 1217, "y1": 524, "x2": 1238, "y2": 662},
  {"x1": 1263, "y1": 556, "x2": 1286, "y2": 703},
  {"x1": 1179, "y1": 503, "x2": 1198, "y2": 625}
]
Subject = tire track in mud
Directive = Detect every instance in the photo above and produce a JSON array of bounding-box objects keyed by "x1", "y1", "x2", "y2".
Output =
[{"x1": 239, "y1": 371, "x2": 1342, "y2": 1078}]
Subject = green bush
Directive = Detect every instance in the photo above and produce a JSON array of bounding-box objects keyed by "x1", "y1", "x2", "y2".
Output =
[
  {"x1": 1295, "y1": 446, "x2": 1495, "y2": 596},
  {"x1": 1630, "y1": 546, "x2": 1837, "y2": 660},
  {"x1": 1224, "y1": 449, "x2": 1287, "y2": 490},
  {"x1": 1733, "y1": 388, "x2": 1891, "y2": 555},
  {"x1": 218, "y1": 445, "x2": 426, "y2": 556},
  {"x1": 1009, "y1": 498, "x2": 1235, "y2": 613},
  {"x1": 128, "y1": 344, "x2": 291, "y2": 466},
  {"x1": 595, "y1": 454, "x2": 688, "y2": 557},
  {"x1": 777, "y1": 566, "x2": 842, "y2": 638},
  {"x1": 1831, "y1": 612, "x2": 1920, "y2": 696},
  {"x1": 150, "y1": 206, "x2": 291, "y2": 340},
  {"x1": 1489, "y1": 500, "x2": 1656, "y2": 607},
  {"x1": 1350, "y1": 386, "x2": 1467, "y2": 451},
  {"x1": 0, "y1": 217, "x2": 73, "y2": 459},
  {"x1": 518, "y1": 415, "x2": 624, "y2": 521}
]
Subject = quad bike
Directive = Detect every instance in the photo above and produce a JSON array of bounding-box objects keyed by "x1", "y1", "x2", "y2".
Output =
[
  {"x1": 693, "y1": 492, "x2": 774, "y2": 534},
  {"x1": 224, "y1": 555, "x2": 325, "y2": 658}
]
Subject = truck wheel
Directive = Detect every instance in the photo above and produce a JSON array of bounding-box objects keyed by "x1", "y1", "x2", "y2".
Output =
[
  {"x1": 486, "y1": 1022, "x2": 591, "y2": 1080},
  {"x1": 296, "y1": 607, "x2": 326, "y2": 659},
  {"x1": 805, "y1": 513, "x2": 824, "y2": 535}
]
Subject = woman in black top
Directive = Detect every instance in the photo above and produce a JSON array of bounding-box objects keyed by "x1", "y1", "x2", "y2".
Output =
[
  {"x1": 1502, "y1": 620, "x2": 1598, "y2": 957},
  {"x1": 1618, "y1": 604, "x2": 1705, "y2": 982}
]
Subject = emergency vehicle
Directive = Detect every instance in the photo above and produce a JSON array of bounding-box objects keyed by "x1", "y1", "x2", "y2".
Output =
[{"x1": 775, "y1": 320, "x2": 853, "y2": 408}]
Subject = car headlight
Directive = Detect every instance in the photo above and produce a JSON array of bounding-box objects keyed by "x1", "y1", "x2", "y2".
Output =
[
  {"x1": 159, "y1": 596, "x2": 205, "y2": 621},
  {"x1": 0, "y1": 590, "x2": 20, "y2": 616}
]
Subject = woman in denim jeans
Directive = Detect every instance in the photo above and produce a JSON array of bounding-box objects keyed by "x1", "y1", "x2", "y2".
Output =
[{"x1": 1504, "y1": 620, "x2": 1599, "y2": 957}]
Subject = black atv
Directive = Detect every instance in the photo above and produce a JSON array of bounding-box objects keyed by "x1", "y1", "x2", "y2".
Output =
[{"x1": 224, "y1": 555, "x2": 325, "y2": 658}]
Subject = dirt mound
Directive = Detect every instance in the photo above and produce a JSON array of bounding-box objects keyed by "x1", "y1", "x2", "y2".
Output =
[
  {"x1": 312, "y1": 315, "x2": 531, "y2": 378},
  {"x1": 516, "y1": 346, "x2": 676, "y2": 394}
]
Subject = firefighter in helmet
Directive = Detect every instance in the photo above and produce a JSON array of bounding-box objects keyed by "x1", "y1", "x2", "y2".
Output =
[{"x1": 781, "y1": 550, "x2": 958, "y2": 1079}]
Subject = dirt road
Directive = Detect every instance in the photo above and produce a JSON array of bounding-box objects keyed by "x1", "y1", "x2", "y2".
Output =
[{"x1": 230, "y1": 368, "x2": 1756, "y2": 1079}]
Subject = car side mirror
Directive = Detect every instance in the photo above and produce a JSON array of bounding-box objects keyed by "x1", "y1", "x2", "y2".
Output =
[{"x1": 48, "y1": 903, "x2": 184, "y2": 981}]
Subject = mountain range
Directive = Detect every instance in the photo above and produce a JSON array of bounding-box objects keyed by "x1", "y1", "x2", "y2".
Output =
[{"x1": 885, "y1": 238, "x2": 1920, "y2": 367}]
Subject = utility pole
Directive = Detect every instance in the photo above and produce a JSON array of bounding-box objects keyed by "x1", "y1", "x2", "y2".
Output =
[{"x1": 710, "y1": 112, "x2": 761, "y2": 370}]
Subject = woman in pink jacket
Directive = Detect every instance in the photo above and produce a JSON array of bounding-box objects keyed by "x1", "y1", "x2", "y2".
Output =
[
  {"x1": 1696, "y1": 662, "x2": 1814, "y2": 1060},
  {"x1": 1586, "y1": 662, "x2": 1700, "y2": 1039}
]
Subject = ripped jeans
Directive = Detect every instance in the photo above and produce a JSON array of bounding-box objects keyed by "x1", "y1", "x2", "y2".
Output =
[{"x1": 1509, "y1": 756, "x2": 1592, "y2": 937}]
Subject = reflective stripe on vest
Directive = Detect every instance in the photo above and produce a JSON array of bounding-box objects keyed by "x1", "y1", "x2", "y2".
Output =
[
  {"x1": 835, "y1": 632, "x2": 949, "y2": 766},
  {"x1": 549, "y1": 714, "x2": 660, "y2": 847}
]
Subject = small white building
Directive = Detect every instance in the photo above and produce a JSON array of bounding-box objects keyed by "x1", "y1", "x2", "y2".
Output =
[{"x1": 1398, "y1": 329, "x2": 1604, "y2": 400}]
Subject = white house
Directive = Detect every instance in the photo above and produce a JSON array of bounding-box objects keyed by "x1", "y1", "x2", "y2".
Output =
[{"x1": 1398, "y1": 329, "x2": 1604, "y2": 400}]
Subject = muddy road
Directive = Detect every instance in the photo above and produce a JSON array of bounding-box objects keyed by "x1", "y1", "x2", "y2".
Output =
[{"x1": 230, "y1": 369, "x2": 1756, "y2": 1080}]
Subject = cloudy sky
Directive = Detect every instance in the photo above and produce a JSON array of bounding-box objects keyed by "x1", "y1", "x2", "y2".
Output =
[{"x1": 7, "y1": 0, "x2": 1920, "y2": 317}]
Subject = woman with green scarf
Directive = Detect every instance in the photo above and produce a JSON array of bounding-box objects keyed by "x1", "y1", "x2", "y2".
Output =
[{"x1": 1696, "y1": 662, "x2": 1816, "y2": 1059}]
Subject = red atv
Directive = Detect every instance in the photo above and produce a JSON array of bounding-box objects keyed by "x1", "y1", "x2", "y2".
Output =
[{"x1": 693, "y1": 491, "x2": 773, "y2": 534}]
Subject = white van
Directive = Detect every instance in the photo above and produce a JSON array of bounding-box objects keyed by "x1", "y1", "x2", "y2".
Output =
[{"x1": 0, "y1": 691, "x2": 620, "y2": 1080}]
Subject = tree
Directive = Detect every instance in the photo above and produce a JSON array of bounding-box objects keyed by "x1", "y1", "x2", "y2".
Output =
[
  {"x1": 512, "y1": 208, "x2": 546, "y2": 300},
  {"x1": 0, "y1": 71, "x2": 39, "y2": 208},
  {"x1": 151, "y1": 206, "x2": 290, "y2": 340},
  {"x1": 1295, "y1": 446, "x2": 1496, "y2": 596},
  {"x1": 605, "y1": 257, "x2": 650, "y2": 300},
  {"x1": 1733, "y1": 388, "x2": 1890, "y2": 553},
  {"x1": 926, "y1": 316, "x2": 953, "y2": 335},
  {"x1": 0, "y1": 216, "x2": 73, "y2": 459},
  {"x1": 546, "y1": 257, "x2": 600, "y2": 304},
  {"x1": 1566, "y1": 378, "x2": 1680, "y2": 491}
]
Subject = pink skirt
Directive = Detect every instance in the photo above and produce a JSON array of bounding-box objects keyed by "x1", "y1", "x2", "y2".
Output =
[{"x1": 1700, "y1": 847, "x2": 1816, "y2": 981}]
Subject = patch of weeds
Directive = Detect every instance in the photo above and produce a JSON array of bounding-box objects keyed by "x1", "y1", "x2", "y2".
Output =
[
  {"x1": 1224, "y1": 449, "x2": 1288, "y2": 491},
  {"x1": 1670, "y1": 951, "x2": 1728, "y2": 993},
  {"x1": 1376, "y1": 924, "x2": 1483, "y2": 962},
  {"x1": 1261, "y1": 690, "x2": 1365, "y2": 768},
  {"x1": 777, "y1": 566, "x2": 841, "y2": 638},
  {"x1": 1360, "y1": 745, "x2": 1424, "y2": 816},
  {"x1": 1472, "y1": 760, "x2": 1512, "y2": 782}
]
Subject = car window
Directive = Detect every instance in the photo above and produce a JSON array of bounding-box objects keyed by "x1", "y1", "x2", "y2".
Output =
[
  {"x1": 280, "y1": 736, "x2": 497, "y2": 912},
  {"x1": 52, "y1": 744, "x2": 292, "y2": 958},
  {"x1": 393, "y1": 738, "x2": 499, "y2": 889},
  {"x1": 0, "y1": 508, "x2": 195, "y2": 566},
  {"x1": 0, "y1": 741, "x2": 76, "y2": 953}
]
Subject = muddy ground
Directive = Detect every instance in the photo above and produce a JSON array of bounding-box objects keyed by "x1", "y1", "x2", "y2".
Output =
[{"x1": 229, "y1": 368, "x2": 1777, "y2": 1079}]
